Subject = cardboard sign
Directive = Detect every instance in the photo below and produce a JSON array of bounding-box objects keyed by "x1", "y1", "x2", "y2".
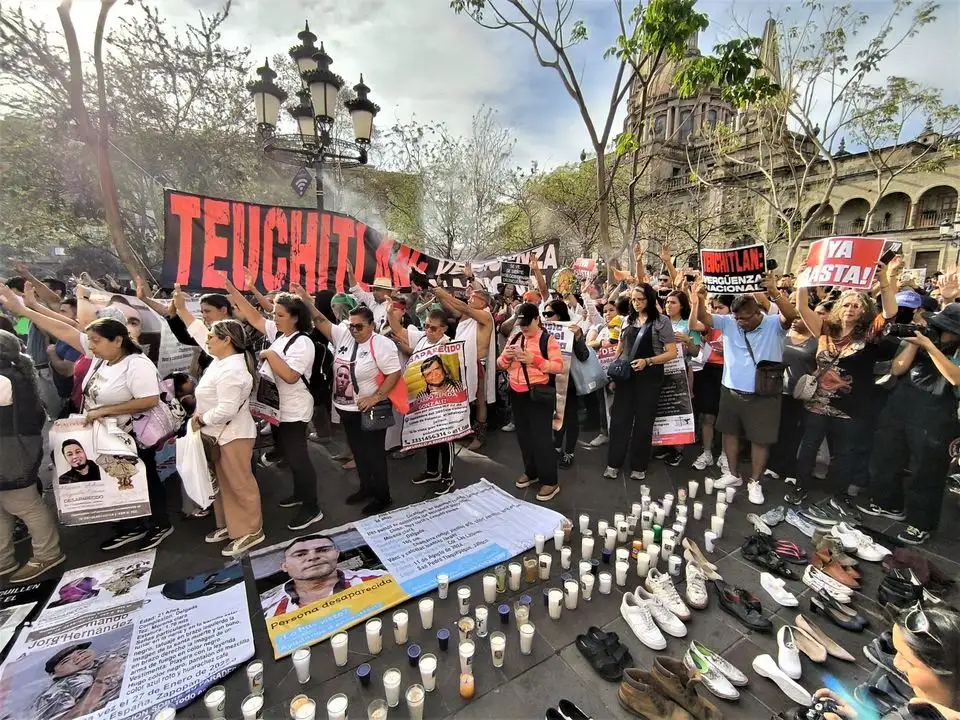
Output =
[
  {"x1": 500, "y1": 261, "x2": 530, "y2": 287},
  {"x1": 798, "y1": 237, "x2": 885, "y2": 290},
  {"x1": 900, "y1": 267, "x2": 926, "y2": 288},
  {"x1": 573, "y1": 258, "x2": 597, "y2": 280},
  {"x1": 700, "y1": 244, "x2": 767, "y2": 293}
]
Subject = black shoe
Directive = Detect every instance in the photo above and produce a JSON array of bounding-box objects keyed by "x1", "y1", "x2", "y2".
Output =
[
  {"x1": 652, "y1": 447, "x2": 672, "y2": 460},
  {"x1": 799, "y1": 504, "x2": 839, "y2": 527},
  {"x1": 662, "y1": 448, "x2": 683, "y2": 467},
  {"x1": 277, "y1": 495, "x2": 302, "y2": 508},
  {"x1": 897, "y1": 526, "x2": 930, "y2": 545},
  {"x1": 559, "y1": 453, "x2": 574, "y2": 468},
  {"x1": 784, "y1": 487, "x2": 807, "y2": 506},
  {"x1": 100, "y1": 529, "x2": 148, "y2": 552},
  {"x1": 557, "y1": 699, "x2": 591, "y2": 720},
  {"x1": 434, "y1": 477, "x2": 455, "y2": 496},
  {"x1": 713, "y1": 580, "x2": 773, "y2": 632},
  {"x1": 12, "y1": 519, "x2": 30, "y2": 545},
  {"x1": 362, "y1": 498, "x2": 393, "y2": 515},
  {"x1": 810, "y1": 591, "x2": 867, "y2": 631},
  {"x1": 288, "y1": 507, "x2": 325, "y2": 531},
  {"x1": 829, "y1": 495, "x2": 862, "y2": 522},
  {"x1": 346, "y1": 491, "x2": 368, "y2": 505},
  {"x1": 138, "y1": 525, "x2": 174, "y2": 551},
  {"x1": 855, "y1": 501, "x2": 907, "y2": 521},
  {"x1": 412, "y1": 471, "x2": 440, "y2": 485},
  {"x1": 878, "y1": 576, "x2": 921, "y2": 608}
]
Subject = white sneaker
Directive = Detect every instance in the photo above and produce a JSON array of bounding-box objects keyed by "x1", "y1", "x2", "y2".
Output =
[
  {"x1": 644, "y1": 568, "x2": 690, "y2": 620},
  {"x1": 717, "y1": 453, "x2": 731, "y2": 475},
  {"x1": 747, "y1": 480, "x2": 765, "y2": 505},
  {"x1": 629, "y1": 470, "x2": 645, "y2": 481},
  {"x1": 588, "y1": 433, "x2": 608, "y2": 447},
  {"x1": 711, "y1": 473, "x2": 742, "y2": 489},
  {"x1": 833, "y1": 522, "x2": 889, "y2": 561},
  {"x1": 684, "y1": 648, "x2": 740, "y2": 700},
  {"x1": 747, "y1": 514, "x2": 772, "y2": 535},
  {"x1": 684, "y1": 562, "x2": 709, "y2": 610},
  {"x1": 688, "y1": 641, "x2": 749, "y2": 687},
  {"x1": 692, "y1": 450, "x2": 713, "y2": 470},
  {"x1": 777, "y1": 626, "x2": 803, "y2": 680},
  {"x1": 802, "y1": 565, "x2": 853, "y2": 603},
  {"x1": 502, "y1": 422, "x2": 516, "y2": 432},
  {"x1": 752, "y1": 653, "x2": 813, "y2": 706},
  {"x1": 634, "y1": 585, "x2": 687, "y2": 637},
  {"x1": 760, "y1": 572, "x2": 798, "y2": 607},
  {"x1": 763, "y1": 468, "x2": 780, "y2": 480},
  {"x1": 620, "y1": 592, "x2": 667, "y2": 650}
]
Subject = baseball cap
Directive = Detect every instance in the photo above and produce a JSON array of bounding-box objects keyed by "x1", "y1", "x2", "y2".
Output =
[
  {"x1": 895, "y1": 290, "x2": 922, "y2": 309},
  {"x1": 516, "y1": 302, "x2": 540, "y2": 327},
  {"x1": 926, "y1": 303, "x2": 960, "y2": 335},
  {"x1": 45, "y1": 642, "x2": 91, "y2": 674}
]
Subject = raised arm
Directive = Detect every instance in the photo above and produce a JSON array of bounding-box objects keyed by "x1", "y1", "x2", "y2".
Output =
[
  {"x1": 433, "y1": 286, "x2": 492, "y2": 327},
  {"x1": 15, "y1": 261, "x2": 60, "y2": 308},
  {"x1": 691, "y1": 282, "x2": 713, "y2": 330},
  {"x1": 346, "y1": 261, "x2": 377, "y2": 310},
  {"x1": 0, "y1": 284, "x2": 83, "y2": 352},
  {"x1": 659, "y1": 246, "x2": 679, "y2": 287},
  {"x1": 878, "y1": 257, "x2": 900, "y2": 320},
  {"x1": 763, "y1": 272, "x2": 798, "y2": 328},
  {"x1": 24, "y1": 283, "x2": 79, "y2": 329},
  {"x1": 223, "y1": 274, "x2": 266, "y2": 335},
  {"x1": 530, "y1": 255, "x2": 548, "y2": 300},
  {"x1": 245, "y1": 269, "x2": 273, "y2": 313},
  {"x1": 385, "y1": 305, "x2": 411, "y2": 352},
  {"x1": 796, "y1": 287, "x2": 823, "y2": 337},
  {"x1": 290, "y1": 283, "x2": 334, "y2": 342},
  {"x1": 136, "y1": 276, "x2": 174, "y2": 318}
]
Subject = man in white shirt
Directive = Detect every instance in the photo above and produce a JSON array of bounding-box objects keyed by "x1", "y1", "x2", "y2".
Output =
[{"x1": 346, "y1": 262, "x2": 392, "y2": 333}]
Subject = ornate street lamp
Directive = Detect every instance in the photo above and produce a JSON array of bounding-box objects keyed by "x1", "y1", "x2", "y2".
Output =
[
  {"x1": 248, "y1": 22, "x2": 380, "y2": 210},
  {"x1": 940, "y1": 215, "x2": 960, "y2": 265}
]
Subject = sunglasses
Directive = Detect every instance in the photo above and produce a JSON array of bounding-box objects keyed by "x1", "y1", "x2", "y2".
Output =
[
  {"x1": 348, "y1": 323, "x2": 368, "y2": 332},
  {"x1": 904, "y1": 601, "x2": 942, "y2": 646},
  {"x1": 424, "y1": 323, "x2": 445, "y2": 331},
  {"x1": 542, "y1": 311, "x2": 556, "y2": 318}
]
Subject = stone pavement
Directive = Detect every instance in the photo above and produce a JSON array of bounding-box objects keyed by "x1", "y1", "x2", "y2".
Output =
[{"x1": 8, "y1": 426, "x2": 960, "y2": 719}]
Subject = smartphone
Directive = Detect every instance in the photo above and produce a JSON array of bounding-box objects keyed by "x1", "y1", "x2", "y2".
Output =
[
  {"x1": 879, "y1": 242, "x2": 903, "y2": 265},
  {"x1": 766, "y1": 259, "x2": 779, "y2": 271},
  {"x1": 684, "y1": 273, "x2": 696, "y2": 283}
]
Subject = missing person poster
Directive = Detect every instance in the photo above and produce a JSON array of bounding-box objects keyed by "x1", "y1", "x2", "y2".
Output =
[
  {"x1": 700, "y1": 244, "x2": 767, "y2": 293},
  {"x1": 798, "y1": 237, "x2": 885, "y2": 290},
  {"x1": 252, "y1": 480, "x2": 565, "y2": 658},
  {"x1": 401, "y1": 341, "x2": 471, "y2": 450},
  {"x1": 0, "y1": 580, "x2": 56, "y2": 662},
  {"x1": 541, "y1": 321, "x2": 575, "y2": 431},
  {"x1": 49, "y1": 418, "x2": 151, "y2": 526},
  {"x1": 651, "y1": 348, "x2": 696, "y2": 446},
  {"x1": 499, "y1": 261, "x2": 530, "y2": 287}
]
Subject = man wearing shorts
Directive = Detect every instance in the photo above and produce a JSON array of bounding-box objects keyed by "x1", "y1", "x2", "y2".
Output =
[{"x1": 693, "y1": 276, "x2": 797, "y2": 505}]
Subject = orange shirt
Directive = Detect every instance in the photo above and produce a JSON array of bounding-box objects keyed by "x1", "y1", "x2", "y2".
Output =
[{"x1": 497, "y1": 330, "x2": 564, "y2": 392}]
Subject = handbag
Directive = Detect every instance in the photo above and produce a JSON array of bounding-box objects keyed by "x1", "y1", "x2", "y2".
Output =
[
  {"x1": 606, "y1": 323, "x2": 649, "y2": 382},
  {"x1": 570, "y1": 345, "x2": 608, "y2": 395},
  {"x1": 516, "y1": 333, "x2": 557, "y2": 406},
  {"x1": 348, "y1": 343, "x2": 396, "y2": 431},
  {"x1": 741, "y1": 330, "x2": 786, "y2": 397},
  {"x1": 792, "y1": 373, "x2": 818, "y2": 400}
]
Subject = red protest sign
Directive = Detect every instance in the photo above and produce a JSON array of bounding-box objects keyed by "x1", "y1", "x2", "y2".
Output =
[{"x1": 798, "y1": 237, "x2": 885, "y2": 290}]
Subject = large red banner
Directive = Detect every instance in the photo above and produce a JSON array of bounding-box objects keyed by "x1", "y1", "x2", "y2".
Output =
[
  {"x1": 798, "y1": 237, "x2": 885, "y2": 290},
  {"x1": 161, "y1": 190, "x2": 558, "y2": 293}
]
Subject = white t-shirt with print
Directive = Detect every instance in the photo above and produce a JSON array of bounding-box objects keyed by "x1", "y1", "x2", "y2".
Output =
[
  {"x1": 79, "y1": 334, "x2": 161, "y2": 429},
  {"x1": 330, "y1": 324, "x2": 402, "y2": 413},
  {"x1": 263, "y1": 320, "x2": 315, "y2": 423}
]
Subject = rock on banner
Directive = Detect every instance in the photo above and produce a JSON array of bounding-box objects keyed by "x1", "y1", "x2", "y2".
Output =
[
  {"x1": 401, "y1": 341, "x2": 471, "y2": 450},
  {"x1": 161, "y1": 189, "x2": 559, "y2": 293}
]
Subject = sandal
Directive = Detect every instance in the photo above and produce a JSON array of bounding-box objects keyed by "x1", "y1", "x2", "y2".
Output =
[
  {"x1": 575, "y1": 634, "x2": 627, "y2": 681},
  {"x1": 774, "y1": 541, "x2": 808, "y2": 565}
]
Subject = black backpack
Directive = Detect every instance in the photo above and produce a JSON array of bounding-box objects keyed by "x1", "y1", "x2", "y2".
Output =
[
  {"x1": 284, "y1": 331, "x2": 331, "y2": 403},
  {"x1": 508, "y1": 331, "x2": 556, "y2": 387}
]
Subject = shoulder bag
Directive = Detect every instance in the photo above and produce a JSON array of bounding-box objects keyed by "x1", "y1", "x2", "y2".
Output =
[
  {"x1": 349, "y1": 342, "x2": 395, "y2": 431},
  {"x1": 606, "y1": 323, "x2": 648, "y2": 382},
  {"x1": 741, "y1": 329, "x2": 787, "y2": 397}
]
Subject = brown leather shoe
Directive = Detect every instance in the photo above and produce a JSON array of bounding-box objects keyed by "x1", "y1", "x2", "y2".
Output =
[
  {"x1": 814, "y1": 537, "x2": 859, "y2": 568},
  {"x1": 652, "y1": 657, "x2": 724, "y2": 720},
  {"x1": 815, "y1": 547, "x2": 861, "y2": 578},
  {"x1": 619, "y1": 668, "x2": 695, "y2": 719},
  {"x1": 812, "y1": 553, "x2": 860, "y2": 589}
]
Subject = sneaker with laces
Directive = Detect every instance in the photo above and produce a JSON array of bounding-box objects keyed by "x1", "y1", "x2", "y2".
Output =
[
  {"x1": 629, "y1": 470, "x2": 645, "y2": 481},
  {"x1": 760, "y1": 505, "x2": 786, "y2": 526},
  {"x1": 139, "y1": 525, "x2": 174, "y2": 551},
  {"x1": 644, "y1": 568, "x2": 691, "y2": 620},
  {"x1": 802, "y1": 565, "x2": 853, "y2": 603},
  {"x1": 434, "y1": 476, "x2": 456, "y2": 496},
  {"x1": 711, "y1": 473, "x2": 742, "y2": 489},
  {"x1": 287, "y1": 507, "x2": 325, "y2": 531},
  {"x1": 412, "y1": 471, "x2": 440, "y2": 484},
  {"x1": 688, "y1": 641, "x2": 749, "y2": 687},
  {"x1": 205, "y1": 527, "x2": 230, "y2": 544},
  {"x1": 620, "y1": 592, "x2": 667, "y2": 650},
  {"x1": 10, "y1": 554, "x2": 66, "y2": 583},
  {"x1": 897, "y1": 526, "x2": 930, "y2": 546},
  {"x1": 683, "y1": 648, "x2": 740, "y2": 700},
  {"x1": 587, "y1": 433, "x2": 608, "y2": 447},
  {"x1": 717, "y1": 453, "x2": 731, "y2": 475},
  {"x1": 829, "y1": 496, "x2": 862, "y2": 522},
  {"x1": 559, "y1": 453, "x2": 574, "y2": 468},
  {"x1": 663, "y1": 448, "x2": 682, "y2": 467},
  {"x1": 785, "y1": 509, "x2": 817, "y2": 538},
  {"x1": 855, "y1": 501, "x2": 907, "y2": 521},
  {"x1": 633, "y1": 586, "x2": 687, "y2": 637},
  {"x1": 763, "y1": 468, "x2": 780, "y2": 480},
  {"x1": 684, "y1": 562, "x2": 709, "y2": 610},
  {"x1": 691, "y1": 450, "x2": 713, "y2": 471},
  {"x1": 221, "y1": 531, "x2": 265, "y2": 557},
  {"x1": 602, "y1": 466, "x2": 619, "y2": 480},
  {"x1": 831, "y1": 523, "x2": 889, "y2": 561},
  {"x1": 747, "y1": 480, "x2": 765, "y2": 505},
  {"x1": 100, "y1": 529, "x2": 148, "y2": 552},
  {"x1": 784, "y1": 486, "x2": 808, "y2": 506},
  {"x1": 501, "y1": 422, "x2": 516, "y2": 432},
  {"x1": 747, "y1": 514, "x2": 772, "y2": 535}
]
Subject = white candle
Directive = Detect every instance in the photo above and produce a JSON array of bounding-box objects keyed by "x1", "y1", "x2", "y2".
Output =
[
  {"x1": 538, "y1": 553, "x2": 552, "y2": 580},
  {"x1": 604, "y1": 528, "x2": 617, "y2": 552},
  {"x1": 419, "y1": 653, "x2": 438, "y2": 691},
  {"x1": 548, "y1": 588, "x2": 563, "y2": 619},
  {"x1": 711, "y1": 515, "x2": 724, "y2": 538},
  {"x1": 405, "y1": 684, "x2": 425, "y2": 720},
  {"x1": 482, "y1": 574, "x2": 497, "y2": 603},
  {"x1": 616, "y1": 521, "x2": 628, "y2": 544},
  {"x1": 326, "y1": 694, "x2": 348, "y2": 720},
  {"x1": 457, "y1": 586, "x2": 471, "y2": 616},
  {"x1": 331, "y1": 632, "x2": 348, "y2": 667},
  {"x1": 581, "y1": 536, "x2": 595, "y2": 560},
  {"x1": 383, "y1": 668, "x2": 402, "y2": 708},
  {"x1": 508, "y1": 562, "x2": 521, "y2": 591},
  {"x1": 393, "y1": 609, "x2": 409, "y2": 644},
  {"x1": 475, "y1": 605, "x2": 489, "y2": 638},
  {"x1": 560, "y1": 546, "x2": 572, "y2": 570},
  {"x1": 716, "y1": 502, "x2": 728, "y2": 519},
  {"x1": 688, "y1": 480, "x2": 699, "y2": 498},
  {"x1": 597, "y1": 520, "x2": 609, "y2": 538},
  {"x1": 535, "y1": 533, "x2": 546, "y2": 554},
  {"x1": 490, "y1": 631, "x2": 506, "y2": 667},
  {"x1": 636, "y1": 552, "x2": 650, "y2": 578},
  {"x1": 704, "y1": 477, "x2": 714, "y2": 495},
  {"x1": 292, "y1": 648, "x2": 311, "y2": 684},
  {"x1": 419, "y1": 598, "x2": 435, "y2": 630},
  {"x1": 519, "y1": 622, "x2": 535, "y2": 655},
  {"x1": 366, "y1": 619, "x2": 382, "y2": 655},
  {"x1": 615, "y1": 561, "x2": 628, "y2": 587},
  {"x1": 564, "y1": 579, "x2": 579, "y2": 609},
  {"x1": 554, "y1": 527, "x2": 565, "y2": 550},
  {"x1": 725, "y1": 487, "x2": 736, "y2": 504},
  {"x1": 598, "y1": 571, "x2": 613, "y2": 594},
  {"x1": 459, "y1": 639, "x2": 475, "y2": 674},
  {"x1": 437, "y1": 573, "x2": 449, "y2": 599},
  {"x1": 581, "y1": 573, "x2": 595, "y2": 600},
  {"x1": 578, "y1": 513, "x2": 590, "y2": 532},
  {"x1": 704, "y1": 530, "x2": 717, "y2": 552},
  {"x1": 693, "y1": 501, "x2": 703, "y2": 520},
  {"x1": 668, "y1": 555, "x2": 682, "y2": 576}
]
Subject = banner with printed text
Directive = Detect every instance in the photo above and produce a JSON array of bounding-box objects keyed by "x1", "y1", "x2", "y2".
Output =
[
  {"x1": 540, "y1": 322, "x2": 575, "y2": 431},
  {"x1": 652, "y1": 347, "x2": 696, "y2": 446},
  {"x1": 401, "y1": 341, "x2": 471, "y2": 450},
  {"x1": 701, "y1": 244, "x2": 767, "y2": 293},
  {"x1": 798, "y1": 237, "x2": 885, "y2": 290},
  {"x1": 161, "y1": 189, "x2": 559, "y2": 293},
  {"x1": 252, "y1": 480, "x2": 564, "y2": 658}
]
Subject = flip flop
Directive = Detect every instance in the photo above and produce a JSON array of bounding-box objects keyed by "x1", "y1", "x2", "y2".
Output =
[
  {"x1": 774, "y1": 541, "x2": 808, "y2": 565},
  {"x1": 575, "y1": 634, "x2": 625, "y2": 681}
]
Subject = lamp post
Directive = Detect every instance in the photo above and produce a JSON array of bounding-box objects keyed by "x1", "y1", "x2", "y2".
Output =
[
  {"x1": 247, "y1": 22, "x2": 380, "y2": 210},
  {"x1": 940, "y1": 215, "x2": 960, "y2": 266}
]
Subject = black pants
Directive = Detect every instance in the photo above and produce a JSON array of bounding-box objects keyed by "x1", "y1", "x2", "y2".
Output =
[
  {"x1": 426, "y1": 442, "x2": 454, "y2": 477},
  {"x1": 796, "y1": 410, "x2": 867, "y2": 492},
  {"x1": 117, "y1": 446, "x2": 168, "y2": 532},
  {"x1": 607, "y1": 370, "x2": 664, "y2": 472},
  {"x1": 869, "y1": 384, "x2": 956, "y2": 531},
  {"x1": 340, "y1": 411, "x2": 390, "y2": 502},
  {"x1": 276, "y1": 421, "x2": 319, "y2": 511},
  {"x1": 554, "y1": 391, "x2": 579, "y2": 454},
  {"x1": 511, "y1": 390, "x2": 558, "y2": 488},
  {"x1": 769, "y1": 395, "x2": 805, "y2": 478}
]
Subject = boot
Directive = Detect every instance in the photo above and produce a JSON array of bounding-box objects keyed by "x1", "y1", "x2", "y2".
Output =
[
  {"x1": 878, "y1": 575, "x2": 921, "y2": 609},
  {"x1": 618, "y1": 668, "x2": 695, "y2": 719},
  {"x1": 651, "y1": 657, "x2": 724, "y2": 720},
  {"x1": 467, "y1": 422, "x2": 487, "y2": 452}
]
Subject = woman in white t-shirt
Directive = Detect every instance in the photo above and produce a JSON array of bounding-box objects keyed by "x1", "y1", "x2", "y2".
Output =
[
  {"x1": 225, "y1": 282, "x2": 322, "y2": 532},
  {"x1": 307, "y1": 301, "x2": 402, "y2": 515}
]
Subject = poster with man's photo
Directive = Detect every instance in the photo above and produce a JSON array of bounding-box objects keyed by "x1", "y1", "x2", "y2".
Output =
[
  {"x1": 48, "y1": 419, "x2": 151, "y2": 526},
  {"x1": 401, "y1": 341, "x2": 471, "y2": 450}
]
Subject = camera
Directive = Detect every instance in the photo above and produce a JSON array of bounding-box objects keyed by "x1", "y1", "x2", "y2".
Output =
[
  {"x1": 883, "y1": 323, "x2": 938, "y2": 340},
  {"x1": 802, "y1": 699, "x2": 839, "y2": 720}
]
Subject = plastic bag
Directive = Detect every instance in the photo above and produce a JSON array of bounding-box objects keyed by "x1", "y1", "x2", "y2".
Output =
[
  {"x1": 570, "y1": 347, "x2": 609, "y2": 395},
  {"x1": 176, "y1": 423, "x2": 215, "y2": 508}
]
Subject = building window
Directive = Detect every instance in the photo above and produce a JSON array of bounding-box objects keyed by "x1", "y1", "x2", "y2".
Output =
[
  {"x1": 671, "y1": 167, "x2": 681, "y2": 177},
  {"x1": 679, "y1": 110, "x2": 692, "y2": 137},
  {"x1": 913, "y1": 250, "x2": 941, "y2": 275},
  {"x1": 654, "y1": 114, "x2": 666, "y2": 139},
  {"x1": 707, "y1": 109, "x2": 718, "y2": 128}
]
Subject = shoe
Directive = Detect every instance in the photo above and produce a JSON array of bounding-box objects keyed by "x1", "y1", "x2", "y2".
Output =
[
  {"x1": 742, "y1": 536, "x2": 796, "y2": 580},
  {"x1": 587, "y1": 433, "x2": 608, "y2": 447},
  {"x1": 502, "y1": 422, "x2": 516, "y2": 432},
  {"x1": 277, "y1": 494, "x2": 302, "y2": 508},
  {"x1": 863, "y1": 631, "x2": 908, "y2": 683},
  {"x1": 651, "y1": 656, "x2": 723, "y2": 720},
  {"x1": 799, "y1": 505, "x2": 839, "y2": 528},
  {"x1": 855, "y1": 501, "x2": 907, "y2": 521},
  {"x1": 653, "y1": 447, "x2": 673, "y2": 460},
  {"x1": 760, "y1": 505, "x2": 786, "y2": 527},
  {"x1": 602, "y1": 467, "x2": 619, "y2": 480},
  {"x1": 692, "y1": 450, "x2": 714, "y2": 470},
  {"x1": 811, "y1": 553, "x2": 860, "y2": 589},
  {"x1": 257, "y1": 451, "x2": 281, "y2": 468},
  {"x1": 711, "y1": 473, "x2": 742, "y2": 489},
  {"x1": 688, "y1": 641, "x2": 749, "y2": 687},
  {"x1": 288, "y1": 507, "x2": 325, "y2": 530},
  {"x1": 9, "y1": 554, "x2": 66, "y2": 583},
  {"x1": 832, "y1": 523, "x2": 890, "y2": 561},
  {"x1": 620, "y1": 592, "x2": 667, "y2": 650},
  {"x1": 795, "y1": 614, "x2": 855, "y2": 662},
  {"x1": 221, "y1": 531, "x2": 265, "y2": 557},
  {"x1": 664, "y1": 449, "x2": 683, "y2": 467},
  {"x1": 815, "y1": 536, "x2": 860, "y2": 568},
  {"x1": 717, "y1": 454, "x2": 731, "y2": 475},
  {"x1": 684, "y1": 649, "x2": 739, "y2": 700},
  {"x1": 467, "y1": 423, "x2": 487, "y2": 452},
  {"x1": 556, "y1": 699, "x2": 591, "y2": 720},
  {"x1": 618, "y1": 668, "x2": 691, "y2": 719},
  {"x1": 560, "y1": 453, "x2": 575, "y2": 468},
  {"x1": 761, "y1": 572, "x2": 798, "y2": 607},
  {"x1": 346, "y1": 490, "x2": 367, "y2": 505},
  {"x1": 99, "y1": 529, "x2": 148, "y2": 551},
  {"x1": 777, "y1": 626, "x2": 803, "y2": 680},
  {"x1": 546, "y1": 709, "x2": 564, "y2": 720},
  {"x1": 434, "y1": 476, "x2": 456, "y2": 496},
  {"x1": 854, "y1": 674, "x2": 913, "y2": 717},
  {"x1": 205, "y1": 527, "x2": 229, "y2": 543},
  {"x1": 412, "y1": 471, "x2": 440, "y2": 485},
  {"x1": 764, "y1": 468, "x2": 781, "y2": 480},
  {"x1": 516, "y1": 474, "x2": 535, "y2": 488},
  {"x1": 829, "y1": 496, "x2": 862, "y2": 523},
  {"x1": 747, "y1": 480, "x2": 765, "y2": 505},
  {"x1": 629, "y1": 470, "x2": 645, "y2": 481},
  {"x1": 784, "y1": 486, "x2": 808, "y2": 506},
  {"x1": 785, "y1": 509, "x2": 816, "y2": 538},
  {"x1": 645, "y1": 568, "x2": 691, "y2": 620},
  {"x1": 362, "y1": 498, "x2": 393, "y2": 515},
  {"x1": 713, "y1": 580, "x2": 772, "y2": 632},
  {"x1": 810, "y1": 591, "x2": 867, "y2": 632},
  {"x1": 752, "y1": 654, "x2": 813, "y2": 706},
  {"x1": 791, "y1": 624, "x2": 827, "y2": 662},
  {"x1": 138, "y1": 525, "x2": 174, "y2": 551},
  {"x1": 537, "y1": 485, "x2": 560, "y2": 502},
  {"x1": 13, "y1": 518, "x2": 30, "y2": 544},
  {"x1": 682, "y1": 538, "x2": 720, "y2": 576},
  {"x1": 0, "y1": 562, "x2": 17, "y2": 576},
  {"x1": 747, "y1": 514, "x2": 772, "y2": 535},
  {"x1": 634, "y1": 586, "x2": 688, "y2": 637},
  {"x1": 685, "y1": 562, "x2": 709, "y2": 610},
  {"x1": 802, "y1": 565, "x2": 853, "y2": 603},
  {"x1": 898, "y1": 526, "x2": 930, "y2": 545},
  {"x1": 878, "y1": 576, "x2": 922, "y2": 609}
]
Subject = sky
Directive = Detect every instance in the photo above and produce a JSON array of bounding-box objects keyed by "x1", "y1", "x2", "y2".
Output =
[{"x1": 21, "y1": 0, "x2": 960, "y2": 172}]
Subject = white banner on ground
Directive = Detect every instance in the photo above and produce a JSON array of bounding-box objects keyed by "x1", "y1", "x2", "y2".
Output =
[{"x1": 401, "y1": 341, "x2": 471, "y2": 449}]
